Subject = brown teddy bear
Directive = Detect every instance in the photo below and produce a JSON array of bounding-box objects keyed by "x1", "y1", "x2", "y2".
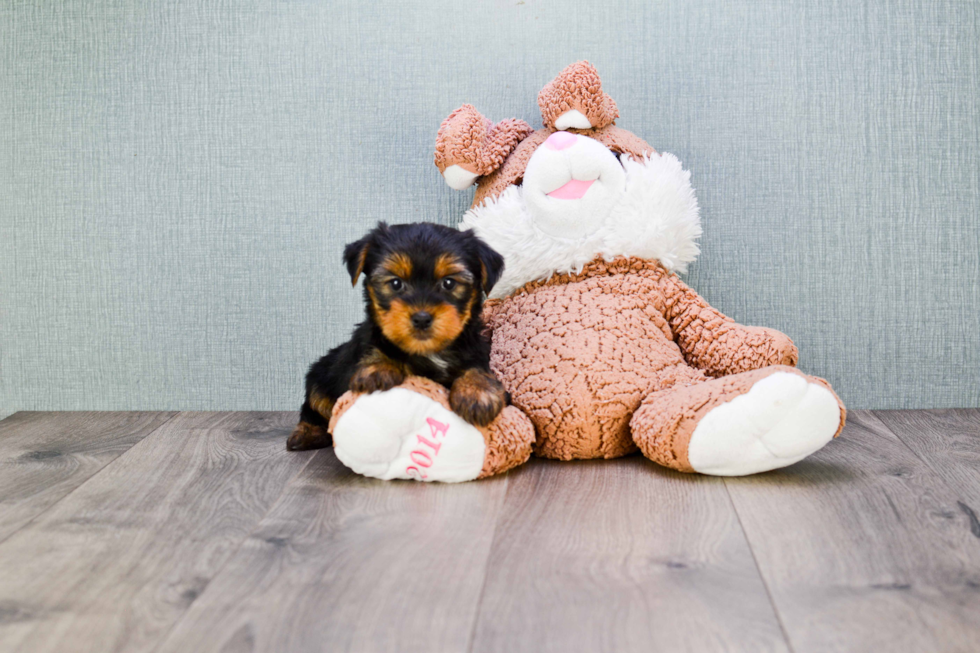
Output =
[{"x1": 328, "y1": 62, "x2": 845, "y2": 481}]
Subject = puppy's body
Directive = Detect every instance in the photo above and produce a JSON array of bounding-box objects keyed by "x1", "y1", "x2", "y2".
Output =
[{"x1": 288, "y1": 223, "x2": 505, "y2": 451}]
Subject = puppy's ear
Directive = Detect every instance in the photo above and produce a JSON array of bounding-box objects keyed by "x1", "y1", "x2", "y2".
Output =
[
  {"x1": 474, "y1": 239, "x2": 505, "y2": 295},
  {"x1": 343, "y1": 236, "x2": 372, "y2": 287},
  {"x1": 344, "y1": 223, "x2": 391, "y2": 286}
]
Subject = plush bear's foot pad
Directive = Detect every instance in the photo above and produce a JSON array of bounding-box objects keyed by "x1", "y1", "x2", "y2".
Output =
[
  {"x1": 329, "y1": 377, "x2": 535, "y2": 482},
  {"x1": 687, "y1": 371, "x2": 842, "y2": 476}
]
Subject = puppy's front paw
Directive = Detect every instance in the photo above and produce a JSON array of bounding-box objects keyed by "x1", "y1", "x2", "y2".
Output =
[
  {"x1": 349, "y1": 360, "x2": 406, "y2": 394},
  {"x1": 450, "y1": 369, "x2": 506, "y2": 427},
  {"x1": 287, "y1": 422, "x2": 332, "y2": 451}
]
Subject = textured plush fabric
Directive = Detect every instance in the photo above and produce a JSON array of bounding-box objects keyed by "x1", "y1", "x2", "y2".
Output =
[
  {"x1": 463, "y1": 147, "x2": 702, "y2": 298},
  {"x1": 434, "y1": 105, "x2": 533, "y2": 177},
  {"x1": 2, "y1": 0, "x2": 979, "y2": 418},
  {"x1": 482, "y1": 256, "x2": 841, "y2": 462},
  {"x1": 537, "y1": 61, "x2": 618, "y2": 131},
  {"x1": 330, "y1": 376, "x2": 535, "y2": 480},
  {"x1": 631, "y1": 366, "x2": 844, "y2": 472},
  {"x1": 441, "y1": 62, "x2": 847, "y2": 476},
  {"x1": 472, "y1": 125, "x2": 658, "y2": 209}
]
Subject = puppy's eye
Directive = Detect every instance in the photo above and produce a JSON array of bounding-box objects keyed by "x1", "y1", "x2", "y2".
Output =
[
  {"x1": 388, "y1": 279, "x2": 404, "y2": 291},
  {"x1": 441, "y1": 278, "x2": 457, "y2": 291}
]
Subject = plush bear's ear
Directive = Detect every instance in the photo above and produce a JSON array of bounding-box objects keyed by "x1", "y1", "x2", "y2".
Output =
[
  {"x1": 343, "y1": 224, "x2": 387, "y2": 287},
  {"x1": 435, "y1": 105, "x2": 533, "y2": 190},
  {"x1": 538, "y1": 61, "x2": 619, "y2": 131},
  {"x1": 474, "y1": 237, "x2": 505, "y2": 295}
]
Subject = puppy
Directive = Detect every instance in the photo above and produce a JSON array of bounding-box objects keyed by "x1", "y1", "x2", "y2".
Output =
[{"x1": 286, "y1": 222, "x2": 507, "y2": 451}]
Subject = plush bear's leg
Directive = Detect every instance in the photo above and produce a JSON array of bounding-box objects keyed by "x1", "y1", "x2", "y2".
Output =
[
  {"x1": 329, "y1": 377, "x2": 535, "y2": 482},
  {"x1": 630, "y1": 366, "x2": 845, "y2": 476}
]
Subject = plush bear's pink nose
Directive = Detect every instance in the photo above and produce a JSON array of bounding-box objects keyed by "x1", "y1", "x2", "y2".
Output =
[{"x1": 544, "y1": 131, "x2": 577, "y2": 151}]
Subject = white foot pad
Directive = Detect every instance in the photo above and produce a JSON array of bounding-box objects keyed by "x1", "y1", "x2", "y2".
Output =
[
  {"x1": 332, "y1": 388, "x2": 486, "y2": 482},
  {"x1": 687, "y1": 372, "x2": 841, "y2": 476}
]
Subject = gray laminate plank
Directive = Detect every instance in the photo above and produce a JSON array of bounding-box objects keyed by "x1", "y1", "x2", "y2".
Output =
[
  {"x1": 875, "y1": 409, "x2": 980, "y2": 509},
  {"x1": 155, "y1": 450, "x2": 509, "y2": 653},
  {"x1": 0, "y1": 411, "x2": 176, "y2": 543},
  {"x1": 0, "y1": 411, "x2": 313, "y2": 653},
  {"x1": 725, "y1": 410, "x2": 980, "y2": 653},
  {"x1": 470, "y1": 457, "x2": 790, "y2": 653}
]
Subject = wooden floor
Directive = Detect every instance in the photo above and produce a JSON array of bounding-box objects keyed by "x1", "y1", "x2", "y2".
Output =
[{"x1": 0, "y1": 410, "x2": 978, "y2": 652}]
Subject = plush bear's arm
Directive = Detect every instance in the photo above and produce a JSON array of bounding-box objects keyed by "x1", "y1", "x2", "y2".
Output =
[{"x1": 657, "y1": 271, "x2": 798, "y2": 377}]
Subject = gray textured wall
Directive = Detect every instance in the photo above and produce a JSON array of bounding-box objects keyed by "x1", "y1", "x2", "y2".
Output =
[{"x1": 2, "y1": 0, "x2": 978, "y2": 418}]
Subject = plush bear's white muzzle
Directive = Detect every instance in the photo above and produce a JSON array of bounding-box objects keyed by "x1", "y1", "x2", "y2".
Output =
[{"x1": 522, "y1": 133, "x2": 625, "y2": 239}]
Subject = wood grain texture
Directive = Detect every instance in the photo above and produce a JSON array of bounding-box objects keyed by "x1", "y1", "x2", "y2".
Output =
[
  {"x1": 875, "y1": 409, "x2": 980, "y2": 509},
  {"x1": 4, "y1": 410, "x2": 980, "y2": 652},
  {"x1": 0, "y1": 411, "x2": 176, "y2": 543},
  {"x1": 725, "y1": 411, "x2": 980, "y2": 653},
  {"x1": 0, "y1": 411, "x2": 313, "y2": 653},
  {"x1": 470, "y1": 457, "x2": 789, "y2": 653},
  {"x1": 155, "y1": 449, "x2": 509, "y2": 653}
]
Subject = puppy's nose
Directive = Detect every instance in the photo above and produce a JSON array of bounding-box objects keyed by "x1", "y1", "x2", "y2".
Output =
[
  {"x1": 544, "y1": 131, "x2": 577, "y2": 151},
  {"x1": 411, "y1": 311, "x2": 433, "y2": 330}
]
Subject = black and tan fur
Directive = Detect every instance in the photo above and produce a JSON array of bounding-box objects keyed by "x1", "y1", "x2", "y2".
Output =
[{"x1": 286, "y1": 222, "x2": 507, "y2": 451}]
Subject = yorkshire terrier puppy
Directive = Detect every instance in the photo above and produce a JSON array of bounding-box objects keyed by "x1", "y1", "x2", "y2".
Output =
[{"x1": 286, "y1": 222, "x2": 507, "y2": 451}]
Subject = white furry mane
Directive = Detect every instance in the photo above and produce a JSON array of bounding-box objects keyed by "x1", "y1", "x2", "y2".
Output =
[{"x1": 460, "y1": 152, "x2": 702, "y2": 299}]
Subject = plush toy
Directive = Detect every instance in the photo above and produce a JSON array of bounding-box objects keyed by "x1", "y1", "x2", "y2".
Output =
[{"x1": 330, "y1": 61, "x2": 846, "y2": 481}]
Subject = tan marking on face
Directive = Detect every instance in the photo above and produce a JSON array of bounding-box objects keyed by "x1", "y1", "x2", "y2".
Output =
[
  {"x1": 375, "y1": 298, "x2": 419, "y2": 351},
  {"x1": 371, "y1": 296, "x2": 470, "y2": 356},
  {"x1": 381, "y1": 252, "x2": 413, "y2": 279},
  {"x1": 366, "y1": 284, "x2": 383, "y2": 322},
  {"x1": 428, "y1": 302, "x2": 470, "y2": 350},
  {"x1": 434, "y1": 254, "x2": 466, "y2": 279}
]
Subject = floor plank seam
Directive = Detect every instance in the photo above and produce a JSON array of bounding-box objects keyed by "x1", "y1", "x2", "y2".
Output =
[
  {"x1": 9, "y1": 410, "x2": 978, "y2": 651},
  {"x1": 147, "y1": 443, "x2": 321, "y2": 653},
  {"x1": 722, "y1": 479, "x2": 797, "y2": 653},
  {"x1": 865, "y1": 410, "x2": 973, "y2": 512},
  {"x1": 464, "y1": 474, "x2": 510, "y2": 653},
  {"x1": 0, "y1": 411, "x2": 180, "y2": 549}
]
